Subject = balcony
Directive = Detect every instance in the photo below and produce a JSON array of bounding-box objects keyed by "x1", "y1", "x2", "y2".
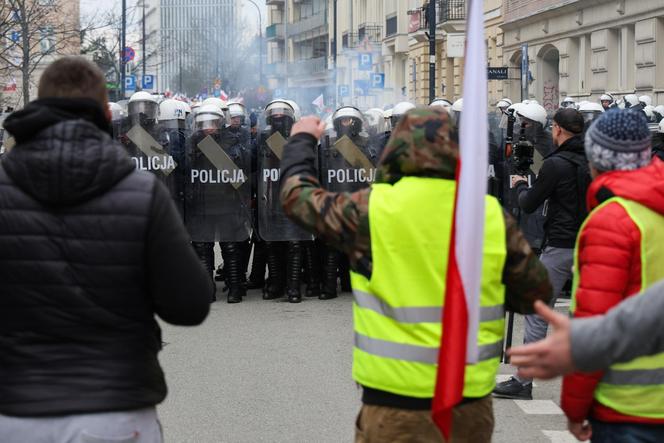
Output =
[
  {"x1": 439, "y1": 0, "x2": 466, "y2": 33},
  {"x1": 408, "y1": 8, "x2": 428, "y2": 43},
  {"x1": 266, "y1": 0, "x2": 284, "y2": 5},
  {"x1": 287, "y1": 12, "x2": 327, "y2": 37},
  {"x1": 290, "y1": 56, "x2": 328, "y2": 77},
  {"x1": 266, "y1": 23, "x2": 284, "y2": 41}
]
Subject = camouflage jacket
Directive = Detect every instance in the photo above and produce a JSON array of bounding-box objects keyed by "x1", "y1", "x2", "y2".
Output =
[{"x1": 280, "y1": 109, "x2": 552, "y2": 314}]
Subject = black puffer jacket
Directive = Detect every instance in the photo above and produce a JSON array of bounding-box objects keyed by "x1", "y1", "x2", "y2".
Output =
[
  {"x1": 0, "y1": 99, "x2": 212, "y2": 417},
  {"x1": 516, "y1": 135, "x2": 587, "y2": 248}
]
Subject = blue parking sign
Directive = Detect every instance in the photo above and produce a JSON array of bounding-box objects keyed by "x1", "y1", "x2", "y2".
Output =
[
  {"x1": 354, "y1": 80, "x2": 370, "y2": 96},
  {"x1": 358, "y1": 53, "x2": 373, "y2": 71},
  {"x1": 125, "y1": 75, "x2": 136, "y2": 91},
  {"x1": 370, "y1": 73, "x2": 385, "y2": 89},
  {"x1": 142, "y1": 75, "x2": 154, "y2": 90},
  {"x1": 338, "y1": 84, "x2": 350, "y2": 97}
]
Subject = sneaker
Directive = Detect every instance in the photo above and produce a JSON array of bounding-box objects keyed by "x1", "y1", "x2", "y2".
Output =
[{"x1": 492, "y1": 376, "x2": 532, "y2": 400}]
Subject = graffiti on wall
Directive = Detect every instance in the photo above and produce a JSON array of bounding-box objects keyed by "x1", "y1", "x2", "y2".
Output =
[{"x1": 543, "y1": 80, "x2": 559, "y2": 112}]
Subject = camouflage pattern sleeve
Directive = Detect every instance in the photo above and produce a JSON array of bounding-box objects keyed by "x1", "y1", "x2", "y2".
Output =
[
  {"x1": 281, "y1": 174, "x2": 373, "y2": 275},
  {"x1": 502, "y1": 210, "x2": 553, "y2": 314}
]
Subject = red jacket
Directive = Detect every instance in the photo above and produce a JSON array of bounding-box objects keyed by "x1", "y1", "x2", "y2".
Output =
[{"x1": 561, "y1": 158, "x2": 664, "y2": 424}]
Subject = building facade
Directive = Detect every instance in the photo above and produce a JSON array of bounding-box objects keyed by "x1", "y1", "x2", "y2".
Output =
[{"x1": 502, "y1": 0, "x2": 664, "y2": 110}]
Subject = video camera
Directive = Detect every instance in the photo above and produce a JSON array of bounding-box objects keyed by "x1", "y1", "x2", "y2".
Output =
[{"x1": 503, "y1": 109, "x2": 534, "y2": 175}]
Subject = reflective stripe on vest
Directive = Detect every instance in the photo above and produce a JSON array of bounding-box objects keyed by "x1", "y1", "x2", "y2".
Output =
[
  {"x1": 573, "y1": 197, "x2": 664, "y2": 419},
  {"x1": 351, "y1": 177, "x2": 507, "y2": 399}
]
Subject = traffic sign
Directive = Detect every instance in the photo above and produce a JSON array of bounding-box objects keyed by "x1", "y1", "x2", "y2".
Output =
[
  {"x1": 142, "y1": 75, "x2": 155, "y2": 90},
  {"x1": 11, "y1": 31, "x2": 20, "y2": 42},
  {"x1": 370, "y1": 73, "x2": 385, "y2": 89},
  {"x1": 338, "y1": 84, "x2": 350, "y2": 97},
  {"x1": 122, "y1": 47, "x2": 135, "y2": 63},
  {"x1": 358, "y1": 53, "x2": 373, "y2": 71},
  {"x1": 354, "y1": 79, "x2": 370, "y2": 96},
  {"x1": 125, "y1": 75, "x2": 136, "y2": 91}
]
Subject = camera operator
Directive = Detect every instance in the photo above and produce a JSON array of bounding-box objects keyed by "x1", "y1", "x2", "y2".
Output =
[{"x1": 494, "y1": 108, "x2": 590, "y2": 400}]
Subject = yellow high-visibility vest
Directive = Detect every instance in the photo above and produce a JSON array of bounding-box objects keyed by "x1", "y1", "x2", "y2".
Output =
[
  {"x1": 351, "y1": 177, "x2": 507, "y2": 399},
  {"x1": 572, "y1": 197, "x2": 664, "y2": 418}
]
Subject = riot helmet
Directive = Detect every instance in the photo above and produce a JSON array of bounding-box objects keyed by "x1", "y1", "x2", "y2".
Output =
[
  {"x1": 560, "y1": 97, "x2": 576, "y2": 109},
  {"x1": 333, "y1": 106, "x2": 364, "y2": 138},
  {"x1": 599, "y1": 93, "x2": 614, "y2": 110},
  {"x1": 265, "y1": 99, "x2": 295, "y2": 136},
  {"x1": 194, "y1": 104, "x2": 225, "y2": 133},
  {"x1": 659, "y1": 119, "x2": 664, "y2": 134},
  {"x1": 180, "y1": 101, "x2": 192, "y2": 116},
  {"x1": 227, "y1": 102, "x2": 248, "y2": 127},
  {"x1": 364, "y1": 108, "x2": 386, "y2": 136},
  {"x1": 623, "y1": 94, "x2": 640, "y2": 109},
  {"x1": 390, "y1": 102, "x2": 415, "y2": 128},
  {"x1": 654, "y1": 105, "x2": 664, "y2": 123},
  {"x1": 643, "y1": 105, "x2": 656, "y2": 123},
  {"x1": 516, "y1": 102, "x2": 548, "y2": 128},
  {"x1": 496, "y1": 98, "x2": 513, "y2": 112},
  {"x1": 578, "y1": 102, "x2": 604, "y2": 125},
  {"x1": 108, "y1": 102, "x2": 125, "y2": 122},
  {"x1": 159, "y1": 99, "x2": 186, "y2": 129},
  {"x1": 128, "y1": 91, "x2": 159, "y2": 126},
  {"x1": 639, "y1": 95, "x2": 653, "y2": 108},
  {"x1": 429, "y1": 98, "x2": 453, "y2": 109}
]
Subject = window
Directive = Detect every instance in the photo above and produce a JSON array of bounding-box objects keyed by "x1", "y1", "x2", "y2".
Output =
[
  {"x1": 386, "y1": 16, "x2": 397, "y2": 37},
  {"x1": 39, "y1": 26, "x2": 55, "y2": 54}
]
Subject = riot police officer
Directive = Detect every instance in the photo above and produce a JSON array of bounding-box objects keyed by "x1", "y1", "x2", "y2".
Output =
[
  {"x1": 157, "y1": 99, "x2": 188, "y2": 217},
  {"x1": 186, "y1": 104, "x2": 252, "y2": 303},
  {"x1": 258, "y1": 100, "x2": 312, "y2": 303},
  {"x1": 599, "y1": 93, "x2": 614, "y2": 111},
  {"x1": 578, "y1": 102, "x2": 604, "y2": 132},
  {"x1": 108, "y1": 102, "x2": 126, "y2": 141}
]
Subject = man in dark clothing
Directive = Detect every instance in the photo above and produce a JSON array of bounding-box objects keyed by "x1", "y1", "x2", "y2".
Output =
[
  {"x1": 0, "y1": 57, "x2": 212, "y2": 442},
  {"x1": 494, "y1": 108, "x2": 590, "y2": 400}
]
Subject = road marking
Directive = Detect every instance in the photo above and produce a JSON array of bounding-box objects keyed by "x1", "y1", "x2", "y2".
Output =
[
  {"x1": 542, "y1": 430, "x2": 577, "y2": 442},
  {"x1": 514, "y1": 400, "x2": 563, "y2": 415}
]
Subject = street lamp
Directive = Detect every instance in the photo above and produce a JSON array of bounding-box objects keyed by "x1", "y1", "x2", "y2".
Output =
[{"x1": 243, "y1": 0, "x2": 263, "y2": 87}]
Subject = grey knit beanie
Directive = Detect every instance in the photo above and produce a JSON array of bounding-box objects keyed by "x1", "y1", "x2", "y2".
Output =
[{"x1": 585, "y1": 109, "x2": 652, "y2": 171}]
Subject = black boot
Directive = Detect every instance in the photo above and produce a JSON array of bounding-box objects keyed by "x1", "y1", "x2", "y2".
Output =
[
  {"x1": 247, "y1": 236, "x2": 267, "y2": 289},
  {"x1": 320, "y1": 247, "x2": 339, "y2": 300},
  {"x1": 339, "y1": 254, "x2": 352, "y2": 293},
  {"x1": 286, "y1": 242, "x2": 303, "y2": 303},
  {"x1": 222, "y1": 242, "x2": 246, "y2": 304},
  {"x1": 193, "y1": 242, "x2": 217, "y2": 302},
  {"x1": 303, "y1": 241, "x2": 321, "y2": 298},
  {"x1": 263, "y1": 242, "x2": 285, "y2": 300}
]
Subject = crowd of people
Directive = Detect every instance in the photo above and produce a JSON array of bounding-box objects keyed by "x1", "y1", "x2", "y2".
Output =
[{"x1": 2, "y1": 55, "x2": 664, "y2": 442}]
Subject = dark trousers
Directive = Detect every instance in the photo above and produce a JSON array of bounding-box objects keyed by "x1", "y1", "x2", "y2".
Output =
[{"x1": 591, "y1": 419, "x2": 664, "y2": 443}]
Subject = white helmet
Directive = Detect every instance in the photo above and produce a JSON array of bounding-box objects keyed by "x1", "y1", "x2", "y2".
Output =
[
  {"x1": 202, "y1": 97, "x2": 227, "y2": 110},
  {"x1": 654, "y1": 105, "x2": 664, "y2": 119},
  {"x1": 623, "y1": 94, "x2": 640, "y2": 108},
  {"x1": 180, "y1": 101, "x2": 192, "y2": 115},
  {"x1": 430, "y1": 98, "x2": 453, "y2": 109},
  {"x1": 643, "y1": 105, "x2": 656, "y2": 122},
  {"x1": 364, "y1": 108, "x2": 386, "y2": 134},
  {"x1": 659, "y1": 119, "x2": 664, "y2": 134},
  {"x1": 578, "y1": 102, "x2": 604, "y2": 113},
  {"x1": 227, "y1": 102, "x2": 248, "y2": 123},
  {"x1": 108, "y1": 102, "x2": 125, "y2": 121},
  {"x1": 391, "y1": 101, "x2": 416, "y2": 127},
  {"x1": 451, "y1": 98, "x2": 463, "y2": 112},
  {"x1": 127, "y1": 91, "x2": 159, "y2": 120},
  {"x1": 194, "y1": 104, "x2": 225, "y2": 131},
  {"x1": 560, "y1": 97, "x2": 576, "y2": 109},
  {"x1": 128, "y1": 91, "x2": 157, "y2": 104},
  {"x1": 284, "y1": 100, "x2": 302, "y2": 122},
  {"x1": 496, "y1": 98, "x2": 512, "y2": 109},
  {"x1": 517, "y1": 102, "x2": 548, "y2": 127},
  {"x1": 639, "y1": 95, "x2": 653, "y2": 107},
  {"x1": 191, "y1": 102, "x2": 201, "y2": 114},
  {"x1": 159, "y1": 99, "x2": 186, "y2": 121},
  {"x1": 599, "y1": 93, "x2": 614, "y2": 103}
]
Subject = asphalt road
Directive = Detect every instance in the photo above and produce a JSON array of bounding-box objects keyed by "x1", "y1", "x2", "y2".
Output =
[{"x1": 157, "y1": 285, "x2": 575, "y2": 443}]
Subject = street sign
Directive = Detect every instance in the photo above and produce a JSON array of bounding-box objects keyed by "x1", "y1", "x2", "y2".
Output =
[
  {"x1": 521, "y1": 43, "x2": 529, "y2": 101},
  {"x1": 142, "y1": 75, "x2": 155, "y2": 90},
  {"x1": 11, "y1": 31, "x2": 20, "y2": 42},
  {"x1": 487, "y1": 67, "x2": 509, "y2": 80},
  {"x1": 358, "y1": 53, "x2": 373, "y2": 71},
  {"x1": 122, "y1": 47, "x2": 135, "y2": 63},
  {"x1": 125, "y1": 75, "x2": 136, "y2": 91},
  {"x1": 354, "y1": 79, "x2": 370, "y2": 97},
  {"x1": 105, "y1": 82, "x2": 119, "y2": 89},
  {"x1": 370, "y1": 73, "x2": 385, "y2": 89},
  {"x1": 338, "y1": 84, "x2": 350, "y2": 97}
]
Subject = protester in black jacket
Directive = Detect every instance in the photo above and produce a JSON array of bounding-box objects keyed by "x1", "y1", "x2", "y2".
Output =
[
  {"x1": 494, "y1": 108, "x2": 590, "y2": 400},
  {"x1": 0, "y1": 57, "x2": 212, "y2": 442}
]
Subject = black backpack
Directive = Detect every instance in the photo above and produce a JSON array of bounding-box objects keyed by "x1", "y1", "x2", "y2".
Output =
[{"x1": 557, "y1": 151, "x2": 593, "y2": 223}]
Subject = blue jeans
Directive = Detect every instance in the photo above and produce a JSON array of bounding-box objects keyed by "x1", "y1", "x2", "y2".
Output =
[{"x1": 591, "y1": 419, "x2": 664, "y2": 443}]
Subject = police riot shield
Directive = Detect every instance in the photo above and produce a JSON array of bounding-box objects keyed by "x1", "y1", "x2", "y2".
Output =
[
  {"x1": 185, "y1": 129, "x2": 251, "y2": 243},
  {"x1": 156, "y1": 121, "x2": 188, "y2": 218},
  {"x1": 257, "y1": 128, "x2": 314, "y2": 242},
  {"x1": 320, "y1": 131, "x2": 378, "y2": 193}
]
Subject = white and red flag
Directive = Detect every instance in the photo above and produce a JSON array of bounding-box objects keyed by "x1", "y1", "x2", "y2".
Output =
[
  {"x1": 432, "y1": 0, "x2": 488, "y2": 438},
  {"x1": 312, "y1": 94, "x2": 325, "y2": 111}
]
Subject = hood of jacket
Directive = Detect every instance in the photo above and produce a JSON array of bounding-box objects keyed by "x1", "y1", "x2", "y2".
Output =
[
  {"x1": 375, "y1": 108, "x2": 458, "y2": 184},
  {"x1": 587, "y1": 157, "x2": 664, "y2": 216},
  {"x1": 552, "y1": 133, "x2": 585, "y2": 157},
  {"x1": 1, "y1": 98, "x2": 135, "y2": 207}
]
